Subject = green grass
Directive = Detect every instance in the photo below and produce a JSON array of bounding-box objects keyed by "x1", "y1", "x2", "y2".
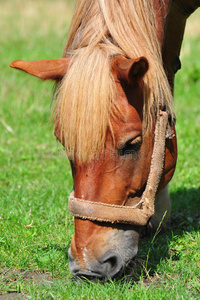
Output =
[{"x1": 0, "y1": 1, "x2": 200, "y2": 299}]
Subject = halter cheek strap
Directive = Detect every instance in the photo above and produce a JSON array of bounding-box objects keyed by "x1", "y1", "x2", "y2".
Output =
[{"x1": 68, "y1": 110, "x2": 169, "y2": 226}]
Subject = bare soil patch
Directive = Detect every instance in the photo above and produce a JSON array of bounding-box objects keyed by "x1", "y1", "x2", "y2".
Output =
[{"x1": 0, "y1": 269, "x2": 52, "y2": 299}]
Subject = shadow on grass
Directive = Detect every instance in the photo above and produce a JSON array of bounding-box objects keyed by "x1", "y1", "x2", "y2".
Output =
[
  {"x1": 170, "y1": 187, "x2": 200, "y2": 234},
  {"x1": 135, "y1": 187, "x2": 200, "y2": 282}
]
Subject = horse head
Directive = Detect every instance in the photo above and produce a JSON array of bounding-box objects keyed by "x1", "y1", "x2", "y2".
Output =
[{"x1": 10, "y1": 55, "x2": 177, "y2": 279}]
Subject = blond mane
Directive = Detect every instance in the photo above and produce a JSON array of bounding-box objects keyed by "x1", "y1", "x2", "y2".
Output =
[{"x1": 54, "y1": 0, "x2": 173, "y2": 163}]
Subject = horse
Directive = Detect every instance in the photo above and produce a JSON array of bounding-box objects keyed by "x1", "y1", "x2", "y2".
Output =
[{"x1": 10, "y1": 0, "x2": 199, "y2": 280}]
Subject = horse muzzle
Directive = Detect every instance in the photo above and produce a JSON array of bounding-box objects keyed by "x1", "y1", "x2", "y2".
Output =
[
  {"x1": 69, "y1": 248, "x2": 124, "y2": 279},
  {"x1": 68, "y1": 223, "x2": 140, "y2": 280}
]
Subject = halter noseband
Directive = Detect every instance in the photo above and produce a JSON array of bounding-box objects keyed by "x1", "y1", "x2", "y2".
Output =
[{"x1": 68, "y1": 110, "x2": 173, "y2": 226}]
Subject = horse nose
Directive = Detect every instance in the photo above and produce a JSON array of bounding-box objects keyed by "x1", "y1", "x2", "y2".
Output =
[{"x1": 68, "y1": 249, "x2": 123, "y2": 279}]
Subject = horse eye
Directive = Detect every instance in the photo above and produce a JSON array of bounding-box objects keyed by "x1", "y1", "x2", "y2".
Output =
[{"x1": 118, "y1": 136, "x2": 142, "y2": 156}]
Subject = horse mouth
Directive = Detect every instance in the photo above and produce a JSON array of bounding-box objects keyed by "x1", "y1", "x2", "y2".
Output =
[
  {"x1": 73, "y1": 267, "x2": 125, "y2": 281},
  {"x1": 72, "y1": 257, "x2": 138, "y2": 281},
  {"x1": 73, "y1": 270, "x2": 105, "y2": 281}
]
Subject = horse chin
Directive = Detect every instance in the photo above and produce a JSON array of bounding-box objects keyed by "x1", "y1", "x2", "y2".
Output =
[{"x1": 68, "y1": 225, "x2": 140, "y2": 280}]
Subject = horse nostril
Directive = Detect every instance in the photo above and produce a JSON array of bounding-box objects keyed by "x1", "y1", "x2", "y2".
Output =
[
  {"x1": 107, "y1": 256, "x2": 118, "y2": 269},
  {"x1": 99, "y1": 251, "x2": 123, "y2": 278}
]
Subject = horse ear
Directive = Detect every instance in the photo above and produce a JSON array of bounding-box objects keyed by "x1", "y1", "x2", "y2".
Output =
[
  {"x1": 9, "y1": 58, "x2": 70, "y2": 80},
  {"x1": 115, "y1": 56, "x2": 149, "y2": 84}
]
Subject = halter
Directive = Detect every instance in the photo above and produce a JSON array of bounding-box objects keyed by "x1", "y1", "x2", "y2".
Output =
[{"x1": 68, "y1": 110, "x2": 174, "y2": 226}]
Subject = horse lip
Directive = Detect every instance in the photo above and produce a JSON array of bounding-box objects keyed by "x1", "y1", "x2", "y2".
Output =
[{"x1": 73, "y1": 270, "x2": 104, "y2": 279}]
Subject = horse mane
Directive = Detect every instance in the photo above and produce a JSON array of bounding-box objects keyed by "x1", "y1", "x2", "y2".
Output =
[{"x1": 54, "y1": 0, "x2": 173, "y2": 163}]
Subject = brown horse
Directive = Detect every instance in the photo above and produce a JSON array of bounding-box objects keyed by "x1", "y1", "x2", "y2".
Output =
[{"x1": 10, "y1": 0, "x2": 199, "y2": 279}]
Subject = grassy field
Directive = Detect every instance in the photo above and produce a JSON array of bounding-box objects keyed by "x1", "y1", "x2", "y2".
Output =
[{"x1": 0, "y1": 1, "x2": 200, "y2": 299}]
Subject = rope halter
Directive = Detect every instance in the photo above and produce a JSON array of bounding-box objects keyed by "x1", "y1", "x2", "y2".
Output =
[{"x1": 68, "y1": 110, "x2": 173, "y2": 226}]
